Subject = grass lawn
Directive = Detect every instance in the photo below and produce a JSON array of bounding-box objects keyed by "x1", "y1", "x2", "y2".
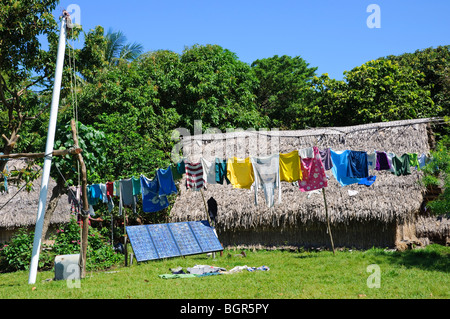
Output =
[{"x1": 0, "y1": 244, "x2": 448, "y2": 299}]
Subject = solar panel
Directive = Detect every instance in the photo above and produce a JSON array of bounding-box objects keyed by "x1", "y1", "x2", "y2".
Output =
[{"x1": 126, "y1": 220, "x2": 222, "y2": 262}]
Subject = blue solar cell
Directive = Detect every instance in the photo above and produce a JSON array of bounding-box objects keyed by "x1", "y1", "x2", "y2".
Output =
[
  {"x1": 189, "y1": 221, "x2": 223, "y2": 252},
  {"x1": 147, "y1": 224, "x2": 180, "y2": 258},
  {"x1": 126, "y1": 225, "x2": 158, "y2": 261},
  {"x1": 168, "y1": 222, "x2": 202, "y2": 256}
]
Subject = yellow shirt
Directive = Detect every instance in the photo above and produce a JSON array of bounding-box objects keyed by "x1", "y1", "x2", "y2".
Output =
[
  {"x1": 279, "y1": 150, "x2": 303, "y2": 182},
  {"x1": 226, "y1": 157, "x2": 255, "y2": 189}
]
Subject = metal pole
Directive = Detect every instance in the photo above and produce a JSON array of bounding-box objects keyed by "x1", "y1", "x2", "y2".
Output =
[{"x1": 28, "y1": 17, "x2": 67, "y2": 284}]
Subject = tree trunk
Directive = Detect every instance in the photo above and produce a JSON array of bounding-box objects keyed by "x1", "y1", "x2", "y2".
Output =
[{"x1": 40, "y1": 178, "x2": 65, "y2": 244}]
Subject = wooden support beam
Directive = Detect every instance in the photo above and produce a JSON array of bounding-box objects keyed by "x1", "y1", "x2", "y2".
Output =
[
  {"x1": 0, "y1": 148, "x2": 82, "y2": 160},
  {"x1": 70, "y1": 119, "x2": 89, "y2": 279}
]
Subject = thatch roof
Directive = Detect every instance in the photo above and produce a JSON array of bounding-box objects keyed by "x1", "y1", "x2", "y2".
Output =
[
  {"x1": 0, "y1": 159, "x2": 72, "y2": 229},
  {"x1": 170, "y1": 118, "x2": 438, "y2": 232}
]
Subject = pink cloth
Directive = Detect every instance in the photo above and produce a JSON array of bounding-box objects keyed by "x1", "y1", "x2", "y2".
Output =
[{"x1": 299, "y1": 146, "x2": 328, "y2": 192}]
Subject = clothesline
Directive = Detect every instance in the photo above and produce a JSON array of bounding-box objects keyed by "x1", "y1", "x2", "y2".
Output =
[{"x1": 74, "y1": 146, "x2": 431, "y2": 215}]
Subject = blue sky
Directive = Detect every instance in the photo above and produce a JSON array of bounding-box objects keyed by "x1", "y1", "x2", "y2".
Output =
[{"x1": 54, "y1": 0, "x2": 450, "y2": 80}]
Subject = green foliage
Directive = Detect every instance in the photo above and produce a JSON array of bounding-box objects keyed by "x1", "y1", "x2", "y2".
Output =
[
  {"x1": 251, "y1": 55, "x2": 317, "y2": 129},
  {"x1": 421, "y1": 128, "x2": 450, "y2": 215},
  {"x1": 0, "y1": 228, "x2": 34, "y2": 272}
]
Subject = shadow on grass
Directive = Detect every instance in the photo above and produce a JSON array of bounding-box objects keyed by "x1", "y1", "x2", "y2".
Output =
[{"x1": 368, "y1": 246, "x2": 450, "y2": 273}]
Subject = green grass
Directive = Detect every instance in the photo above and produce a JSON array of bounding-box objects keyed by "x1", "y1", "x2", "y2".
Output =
[{"x1": 0, "y1": 244, "x2": 449, "y2": 299}]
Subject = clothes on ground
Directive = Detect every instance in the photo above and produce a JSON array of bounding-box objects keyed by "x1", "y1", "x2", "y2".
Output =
[
  {"x1": 251, "y1": 154, "x2": 281, "y2": 207},
  {"x1": 227, "y1": 157, "x2": 255, "y2": 189},
  {"x1": 299, "y1": 146, "x2": 327, "y2": 192},
  {"x1": 140, "y1": 175, "x2": 169, "y2": 213},
  {"x1": 347, "y1": 150, "x2": 369, "y2": 178},
  {"x1": 185, "y1": 162, "x2": 205, "y2": 190},
  {"x1": 186, "y1": 265, "x2": 226, "y2": 275},
  {"x1": 159, "y1": 274, "x2": 196, "y2": 279},
  {"x1": 279, "y1": 150, "x2": 303, "y2": 182}
]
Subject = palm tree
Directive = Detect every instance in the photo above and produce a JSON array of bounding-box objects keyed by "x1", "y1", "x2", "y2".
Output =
[{"x1": 104, "y1": 28, "x2": 144, "y2": 66}]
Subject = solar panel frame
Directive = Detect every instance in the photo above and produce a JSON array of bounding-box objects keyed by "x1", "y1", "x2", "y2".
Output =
[{"x1": 126, "y1": 220, "x2": 223, "y2": 262}]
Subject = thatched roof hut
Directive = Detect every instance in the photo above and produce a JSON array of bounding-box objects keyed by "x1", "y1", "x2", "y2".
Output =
[
  {"x1": 169, "y1": 118, "x2": 446, "y2": 250},
  {"x1": 0, "y1": 159, "x2": 72, "y2": 243}
]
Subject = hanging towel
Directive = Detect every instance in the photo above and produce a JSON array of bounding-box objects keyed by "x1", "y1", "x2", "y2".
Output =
[
  {"x1": 106, "y1": 182, "x2": 114, "y2": 198},
  {"x1": 386, "y1": 152, "x2": 396, "y2": 173},
  {"x1": 201, "y1": 158, "x2": 217, "y2": 184},
  {"x1": 156, "y1": 166, "x2": 178, "y2": 196},
  {"x1": 367, "y1": 151, "x2": 376, "y2": 170},
  {"x1": 375, "y1": 151, "x2": 391, "y2": 171},
  {"x1": 215, "y1": 158, "x2": 230, "y2": 185},
  {"x1": 132, "y1": 176, "x2": 141, "y2": 195},
  {"x1": 87, "y1": 184, "x2": 103, "y2": 206},
  {"x1": 330, "y1": 150, "x2": 361, "y2": 186},
  {"x1": 298, "y1": 147, "x2": 314, "y2": 159},
  {"x1": 418, "y1": 153, "x2": 429, "y2": 169},
  {"x1": 408, "y1": 153, "x2": 420, "y2": 169},
  {"x1": 227, "y1": 157, "x2": 254, "y2": 189},
  {"x1": 299, "y1": 147, "x2": 328, "y2": 192},
  {"x1": 185, "y1": 162, "x2": 205, "y2": 190},
  {"x1": 279, "y1": 150, "x2": 303, "y2": 182},
  {"x1": 319, "y1": 148, "x2": 333, "y2": 171},
  {"x1": 99, "y1": 183, "x2": 108, "y2": 203},
  {"x1": 113, "y1": 180, "x2": 120, "y2": 197},
  {"x1": 391, "y1": 154, "x2": 411, "y2": 176},
  {"x1": 358, "y1": 175, "x2": 377, "y2": 187},
  {"x1": 119, "y1": 178, "x2": 136, "y2": 215},
  {"x1": 347, "y1": 150, "x2": 369, "y2": 178},
  {"x1": 171, "y1": 159, "x2": 185, "y2": 180},
  {"x1": 251, "y1": 154, "x2": 281, "y2": 207},
  {"x1": 140, "y1": 175, "x2": 169, "y2": 213}
]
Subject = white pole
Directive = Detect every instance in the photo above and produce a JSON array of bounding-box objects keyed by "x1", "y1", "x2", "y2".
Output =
[{"x1": 28, "y1": 17, "x2": 67, "y2": 284}]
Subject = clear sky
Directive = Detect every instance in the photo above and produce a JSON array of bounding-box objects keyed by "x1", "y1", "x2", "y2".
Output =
[{"x1": 54, "y1": 0, "x2": 450, "y2": 80}]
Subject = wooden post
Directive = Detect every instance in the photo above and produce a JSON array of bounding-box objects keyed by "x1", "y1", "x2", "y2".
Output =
[
  {"x1": 123, "y1": 207, "x2": 128, "y2": 266},
  {"x1": 70, "y1": 119, "x2": 90, "y2": 278},
  {"x1": 322, "y1": 188, "x2": 335, "y2": 255}
]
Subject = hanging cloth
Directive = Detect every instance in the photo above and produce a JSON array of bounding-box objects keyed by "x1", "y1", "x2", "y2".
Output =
[
  {"x1": 375, "y1": 151, "x2": 392, "y2": 171},
  {"x1": 156, "y1": 166, "x2": 178, "y2": 196},
  {"x1": 391, "y1": 154, "x2": 411, "y2": 176},
  {"x1": 215, "y1": 158, "x2": 230, "y2": 185},
  {"x1": 299, "y1": 146, "x2": 328, "y2": 192},
  {"x1": 330, "y1": 150, "x2": 361, "y2": 186},
  {"x1": 185, "y1": 162, "x2": 205, "y2": 191},
  {"x1": 140, "y1": 175, "x2": 169, "y2": 213},
  {"x1": 171, "y1": 159, "x2": 186, "y2": 180},
  {"x1": 87, "y1": 184, "x2": 103, "y2": 206},
  {"x1": 279, "y1": 150, "x2": 303, "y2": 182},
  {"x1": 251, "y1": 154, "x2": 281, "y2": 207},
  {"x1": 119, "y1": 178, "x2": 136, "y2": 215},
  {"x1": 201, "y1": 158, "x2": 217, "y2": 184},
  {"x1": 346, "y1": 150, "x2": 369, "y2": 178},
  {"x1": 366, "y1": 151, "x2": 376, "y2": 171},
  {"x1": 319, "y1": 148, "x2": 333, "y2": 171},
  {"x1": 227, "y1": 157, "x2": 254, "y2": 189},
  {"x1": 408, "y1": 153, "x2": 420, "y2": 169}
]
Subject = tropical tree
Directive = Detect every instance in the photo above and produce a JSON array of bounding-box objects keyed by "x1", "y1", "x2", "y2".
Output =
[
  {"x1": 104, "y1": 28, "x2": 144, "y2": 66},
  {"x1": 251, "y1": 55, "x2": 317, "y2": 129}
]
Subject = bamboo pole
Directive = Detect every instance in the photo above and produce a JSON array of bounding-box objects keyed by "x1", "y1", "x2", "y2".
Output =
[
  {"x1": 70, "y1": 119, "x2": 90, "y2": 278},
  {"x1": 322, "y1": 188, "x2": 335, "y2": 255}
]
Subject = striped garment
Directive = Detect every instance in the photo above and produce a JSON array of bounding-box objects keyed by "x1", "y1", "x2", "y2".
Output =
[{"x1": 185, "y1": 162, "x2": 205, "y2": 190}]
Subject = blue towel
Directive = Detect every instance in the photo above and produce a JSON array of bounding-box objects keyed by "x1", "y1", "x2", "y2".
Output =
[
  {"x1": 358, "y1": 175, "x2": 377, "y2": 187},
  {"x1": 347, "y1": 151, "x2": 369, "y2": 178},
  {"x1": 87, "y1": 184, "x2": 103, "y2": 205},
  {"x1": 140, "y1": 175, "x2": 169, "y2": 213},
  {"x1": 156, "y1": 166, "x2": 178, "y2": 197},
  {"x1": 330, "y1": 150, "x2": 361, "y2": 186}
]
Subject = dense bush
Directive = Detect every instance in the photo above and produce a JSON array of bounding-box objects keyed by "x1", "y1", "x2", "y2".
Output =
[{"x1": 0, "y1": 218, "x2": 122, "y2": 273}]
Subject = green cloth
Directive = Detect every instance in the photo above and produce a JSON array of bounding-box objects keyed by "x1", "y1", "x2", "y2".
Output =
[
  {"x1": 132, "y1": 176, "x2": 141, "y2": 195},
  {"x1": 159, "y1": 274, "x2": 196, "y2": 279},
  {"x1": 113, "y1": 180, "x2": 120, "y2": 197},
  {"x1": 391, "y1": 154, "x2": 411, "y2": 176},
  {"x1": 170, "y1": 160, "x2": 185, "y2": 180},
  {"x1": 408, "y1": 153, "x2": 420, "y2": 169}
]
